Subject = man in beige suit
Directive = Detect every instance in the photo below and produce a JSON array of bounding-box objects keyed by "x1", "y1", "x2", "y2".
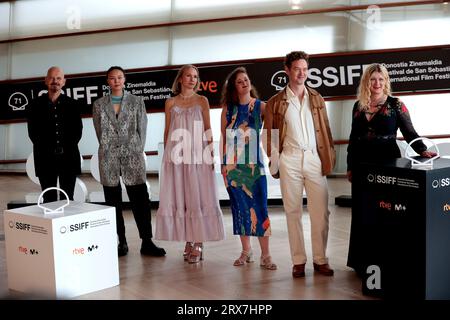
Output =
[{"x1": 264, "y1": 51, "x2": 335, "y2": 278}]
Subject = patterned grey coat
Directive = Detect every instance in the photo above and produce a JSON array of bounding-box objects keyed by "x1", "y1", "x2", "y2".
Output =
[{"x1": 93, "y1": 91, "x2": 147, "y2": 187}]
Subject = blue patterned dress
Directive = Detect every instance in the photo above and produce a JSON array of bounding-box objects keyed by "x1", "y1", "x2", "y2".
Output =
[{"x1": 223, "y1": 99, "x2": 271, "y2": 237}]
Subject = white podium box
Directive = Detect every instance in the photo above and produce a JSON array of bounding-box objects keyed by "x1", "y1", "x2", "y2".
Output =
[{"x1": 4, "y1": 201, "x2": 119, "y2": 299}]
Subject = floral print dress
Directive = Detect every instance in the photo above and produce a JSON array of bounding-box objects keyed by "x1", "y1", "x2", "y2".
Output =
[{"x1": 223, "y1": 99, "x2": 271, "y2": 237}]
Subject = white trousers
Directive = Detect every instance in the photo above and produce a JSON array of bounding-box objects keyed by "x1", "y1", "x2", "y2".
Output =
[{"x1": 279, "y1": 147, "x2": 330, "y2": 265}]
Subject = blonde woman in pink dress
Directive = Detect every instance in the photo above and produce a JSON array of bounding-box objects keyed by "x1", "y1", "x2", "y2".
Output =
[{"x1": 155, "y1": 65, "x2": 225, "y2": 263}]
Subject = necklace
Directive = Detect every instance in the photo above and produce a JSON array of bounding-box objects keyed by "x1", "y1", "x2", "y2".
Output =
[
  {"x1": 365, "y1": 108, "x2": 379, "y2": 116},
  {"x1": 179, "y1": 92, "x2": 195, "y2": 99},
  {"x1": 365, "y1": 104, "x2": 382, "y2": 116},
  {"x1": 111, "y1": 95, "x2": 123, "y2": 104},
  {"x1": 365, "y1": 95, "x2": 386, "y2": 115},
  {"x1": 369, "y1": 95, "x2": 386, "y2": 108}
]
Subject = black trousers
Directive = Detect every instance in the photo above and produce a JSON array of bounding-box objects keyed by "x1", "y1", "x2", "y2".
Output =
[
  {"x1": 103, "y1": 183, "x2": 153, "y2": 243},
  {"x1": 38, "y1": 172, "x2": 77, "y2": 203}
]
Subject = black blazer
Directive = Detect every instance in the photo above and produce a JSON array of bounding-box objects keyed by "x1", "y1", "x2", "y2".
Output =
[{"x1": 27, "y1": 93, "x2": 83, "y2": 177}]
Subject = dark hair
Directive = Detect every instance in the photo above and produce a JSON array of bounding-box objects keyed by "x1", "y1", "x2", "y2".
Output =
[
  {"x1": 284, "y1": 51, "x2": 309, "y2": 69},
  {"x1": 220, "y1": 66, "x2": 259, "y2": 106},
  {"x1": 106, "y1": 66, "x2": 126, "y2": 78}
]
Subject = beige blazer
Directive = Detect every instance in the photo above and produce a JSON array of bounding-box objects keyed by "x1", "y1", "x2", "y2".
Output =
[{"x1": 264, "y1": 86, "x2": 335, "y2": 178}]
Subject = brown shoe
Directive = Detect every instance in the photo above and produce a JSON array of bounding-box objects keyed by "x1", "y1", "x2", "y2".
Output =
[
  {"x1": 313, "y1": 263, "x2": 334, "y2": 276},
  {"x1": 292, "y1": 264, "x2": 306, "y2": 278}
]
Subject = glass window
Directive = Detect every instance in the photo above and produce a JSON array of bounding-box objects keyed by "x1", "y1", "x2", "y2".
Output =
[
  {"x1": 11, "y1": 0, "x2": 171, "y2": 38},
  {"x1": 348, "y1": 4, "x2": 450, "y2": 50},
  {"x1": 173, "y1": 0, "x2": 290, "y2": 21},
  {"x1": 10, "y1": 28, "x2": 170, "y2": 78},
  {"x1": 172, "y1": 0, "x2": 426, "y2": 20},
  {"x1": 0, "y1": 2, "x2": 10, "y2": 40},
  {"x1": 172, "y1": 15, "x2": 337, "y2": 64},
  {"x1": 398, "y1": 94, "x2": 450, "y2": 137},
  {"x1": 0, "y1": 44, "x2": 9, "y2": 80}
]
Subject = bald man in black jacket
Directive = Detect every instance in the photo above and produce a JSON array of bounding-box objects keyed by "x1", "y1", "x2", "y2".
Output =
[{"x1": 27, "y1": 66, "x2": 83, "y2": 202}]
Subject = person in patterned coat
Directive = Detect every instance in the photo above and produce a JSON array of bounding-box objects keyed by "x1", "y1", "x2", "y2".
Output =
[{"x1": 93, "y1": 66, "x2": 165, "y2": 257}]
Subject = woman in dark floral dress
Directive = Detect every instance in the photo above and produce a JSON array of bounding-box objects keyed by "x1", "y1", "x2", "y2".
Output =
[{"x1": 346, "y1": 63, "x2": 436, "y2": 276}]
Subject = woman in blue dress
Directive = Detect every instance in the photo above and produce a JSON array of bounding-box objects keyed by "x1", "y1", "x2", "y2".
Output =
[{"x1": 220, "y1": 67, "x2": 276, "y2": 270}]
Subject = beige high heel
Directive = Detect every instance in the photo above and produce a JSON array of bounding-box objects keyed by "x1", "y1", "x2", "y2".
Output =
[
  {"x1": 188, "y1": 243, "x2": 203, "y2": 264},
  {"x1": 233, "y1": 249, "x2": 254, "y2": 266},
  {"x1": 260, "y1": 255, "x2": 277, "y2": 270},
  {"x1": 183, "y1": 242, "x2": 193, "y2": 261}
]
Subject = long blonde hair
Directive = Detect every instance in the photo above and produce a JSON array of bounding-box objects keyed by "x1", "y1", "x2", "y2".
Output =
[
  {"x1": 357, "y1": 63, "x2": 391, "y2": 111},
  {"x1": 171, "y1": 64, "x2": 200, "y2": 95}
]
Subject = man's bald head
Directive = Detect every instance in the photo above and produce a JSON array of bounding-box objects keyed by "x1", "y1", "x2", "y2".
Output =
[{"x1": 45, "y1": 66, "x2": 66, "y2": 94}]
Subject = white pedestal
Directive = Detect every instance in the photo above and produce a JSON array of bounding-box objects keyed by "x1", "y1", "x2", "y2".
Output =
[{"x1": 4, "y1": 201, "x2": 119, "y2": 299}]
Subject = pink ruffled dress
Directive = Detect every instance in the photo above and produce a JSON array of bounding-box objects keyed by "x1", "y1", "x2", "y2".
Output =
[{"x1": 155, "y1": 105, "x2": 225, "y2": 242}]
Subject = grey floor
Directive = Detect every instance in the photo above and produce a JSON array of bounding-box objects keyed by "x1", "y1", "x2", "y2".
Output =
[{"x1": 0, "y1": 173, "x2": 373, "y2": 300}]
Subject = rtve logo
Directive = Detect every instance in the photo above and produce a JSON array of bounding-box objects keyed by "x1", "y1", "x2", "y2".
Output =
[
  {"x1": 432, "y1": 178, "x2": 450, "y2": 189},
  {"x1": 367, "y1": 174, "x2": 397, "y2": 185},
  {"x1": 443, "y1": 203, "x2": 450, "y2": 212},
  {"x1": 379, "y1": 200, "x2": 407, "y2": 211},
  {"x1": 197, "y1": 80, "x2": 217, "y2": 93},
  {"x1": 72, "y1": 244, "x2": 99, "y2": 255},
  {"x1": 18, "y1": 246, "x2": 39, "y2": 255}
]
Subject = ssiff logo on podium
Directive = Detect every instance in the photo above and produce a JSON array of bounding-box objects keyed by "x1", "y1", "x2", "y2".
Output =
[{"x1": 4, "y1": 201, "x2": 119, "y2": 299}]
